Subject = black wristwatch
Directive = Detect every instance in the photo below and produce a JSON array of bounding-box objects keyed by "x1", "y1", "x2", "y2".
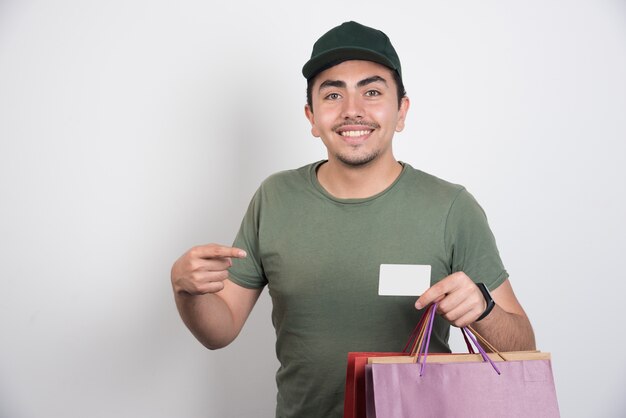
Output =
[{"x1": 476, "y1": 283, "x2": 495, "y2": 321}]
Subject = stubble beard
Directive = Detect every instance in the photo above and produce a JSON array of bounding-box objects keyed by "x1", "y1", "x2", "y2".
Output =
[{"x1": 335, "y1": 148, "x2": 380, "y2": 167}]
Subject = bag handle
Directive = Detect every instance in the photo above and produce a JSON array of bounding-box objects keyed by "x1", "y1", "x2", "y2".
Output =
[
  {"x1": 402, "y1": 305, "x2": 434, "y2": 353},
  {"x1": 406, "y1": 305, "x2": 476, "y2": 356},
  {"x1": 467, "y1": 325, "x2": 507, "y2": 361},
  {"x1": 415, "y1": 303, "x2": 502, "y2": 376},
  {"x1": 461, "y1": 327, "x2": 476, "y2": 355}
]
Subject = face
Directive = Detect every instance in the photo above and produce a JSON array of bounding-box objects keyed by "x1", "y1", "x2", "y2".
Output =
[{"x1": 305, "y1": 60, "x2": 409, "y2": 168}]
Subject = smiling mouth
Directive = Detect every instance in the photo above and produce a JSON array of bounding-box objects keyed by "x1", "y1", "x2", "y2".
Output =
[
  {"x1": 334, "y1": 120, "x2": 379, "y2": 138},
  {"x1": 339, "y1": 129, "x2": 373, "y2": 137}
]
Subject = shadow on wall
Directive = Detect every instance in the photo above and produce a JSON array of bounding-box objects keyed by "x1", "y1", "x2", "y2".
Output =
[
  {"x1": 190, "y1": 70, "x2": 287, "y2": 417},
  {"x1": 206, "y1": 291, "x2": 278, "y2": 417}
]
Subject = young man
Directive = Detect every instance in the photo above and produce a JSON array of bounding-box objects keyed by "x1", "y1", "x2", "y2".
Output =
[{"x1": 171, "y1": 21, "x2": 535, "y2": 418}]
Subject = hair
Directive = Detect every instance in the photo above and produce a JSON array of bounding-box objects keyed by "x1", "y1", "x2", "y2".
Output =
[{"x1": 306, "y1": 68, "x2": 406, "y2": 112}]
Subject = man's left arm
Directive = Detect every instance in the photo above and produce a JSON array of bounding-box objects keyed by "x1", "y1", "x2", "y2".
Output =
[{"x1": 415, "y1": 273, "x2": 536, "y2": 351}]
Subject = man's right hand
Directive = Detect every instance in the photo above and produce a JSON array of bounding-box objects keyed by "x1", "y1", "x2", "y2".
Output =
[{"x1": 171, "y1": 244, "x2": 247, "y2": 295}]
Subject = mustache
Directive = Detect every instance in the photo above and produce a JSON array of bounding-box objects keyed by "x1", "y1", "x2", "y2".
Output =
[{"x1": 332, "y1": 120, "x2": 380, "y2": 131}]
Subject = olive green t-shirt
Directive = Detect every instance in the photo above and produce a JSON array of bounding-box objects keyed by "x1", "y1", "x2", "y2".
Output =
[{"x1": 229, "y1": 161, "x2": 508, "y2": 418}]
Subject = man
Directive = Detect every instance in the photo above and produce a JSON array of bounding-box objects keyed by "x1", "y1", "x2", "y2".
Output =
[{"x1": 171, "y1": 21, "x2": 535, "y2": 418}]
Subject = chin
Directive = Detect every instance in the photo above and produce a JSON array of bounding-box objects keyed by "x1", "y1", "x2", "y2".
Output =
[{"x1": 336, "y1": 151, "x2": 379, "y2": 167}]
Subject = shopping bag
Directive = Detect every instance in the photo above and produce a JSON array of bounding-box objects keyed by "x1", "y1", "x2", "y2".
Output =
[
  {"x1": 366, "y1": 303, "x2": 560, "y2": 418},
  {"x1": 344, "y1": 307, "x2": 471, "y2": 418},
  {"x1": 344, "y1": 352, "x2": 406, "y2": 418}
]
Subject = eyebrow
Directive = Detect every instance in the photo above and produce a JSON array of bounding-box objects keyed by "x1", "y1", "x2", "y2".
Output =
[
  {"x1": 318, "y1": 75, "x2": 388, "y2": 92},
  {"x1": 357, "y1": 75, "x2": 388, "y2": 88},
  {"x1": 318, "y1": 79, "x2": 346, "y2": 90}
]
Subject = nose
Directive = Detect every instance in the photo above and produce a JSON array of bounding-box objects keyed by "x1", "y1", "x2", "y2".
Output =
[{"x1": 340, "y1": 93, "x2": 364, "y2": 120}]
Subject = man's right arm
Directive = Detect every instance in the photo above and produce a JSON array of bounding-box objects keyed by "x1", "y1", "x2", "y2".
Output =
[{"x1": 171, "y1": 244, "x2": 262, "y2": 350}]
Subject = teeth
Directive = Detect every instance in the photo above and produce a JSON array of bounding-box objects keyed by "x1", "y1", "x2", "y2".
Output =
[{"x1": 340, "y1": 130, "x2": 371, "y2": 137}]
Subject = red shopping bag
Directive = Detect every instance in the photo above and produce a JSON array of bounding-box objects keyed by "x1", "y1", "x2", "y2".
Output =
[{"x1": 344, "y1": 352, "x2": 406, "y2": 418}]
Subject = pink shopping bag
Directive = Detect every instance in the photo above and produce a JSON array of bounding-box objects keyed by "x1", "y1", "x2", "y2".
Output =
[{"x1": 365, "y1": 304, "x2": 560, "y2": 418}]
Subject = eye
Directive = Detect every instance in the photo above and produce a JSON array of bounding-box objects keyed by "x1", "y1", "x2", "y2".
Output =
[
  {"x1": 325, "y1": 92, "x2": 341, "y2": 100},
  {"x1": 365, "y1": 90, "x2": 381, "y2": 97}
]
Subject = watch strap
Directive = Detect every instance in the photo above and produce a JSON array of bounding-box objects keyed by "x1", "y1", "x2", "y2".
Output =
[{"x1": 476, "y1": 282, "x2": 495, "y2": 321}]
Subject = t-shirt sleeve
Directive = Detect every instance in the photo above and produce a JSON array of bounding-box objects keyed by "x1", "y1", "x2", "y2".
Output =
[
  {"x1": 444, "y1": 188, "x2": 508, "y2": 291},
  {"x1": 228, "y1": 188, "x2": 268, "y2": 289}
]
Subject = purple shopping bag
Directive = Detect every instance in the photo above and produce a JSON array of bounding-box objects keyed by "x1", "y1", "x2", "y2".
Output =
[{"x1": 365, "y1": 304, "x2": 560, "y2": 418}]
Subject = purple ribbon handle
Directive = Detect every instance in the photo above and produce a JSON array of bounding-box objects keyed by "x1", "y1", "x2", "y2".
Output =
[{"x1": 416, "y1": 303, "x2": 501, "y2": 376}]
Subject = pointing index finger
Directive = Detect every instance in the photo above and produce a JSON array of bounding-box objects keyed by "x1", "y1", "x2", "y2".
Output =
[{"x1": 193, "y1": 244, "x2": 247, "y2": 259}]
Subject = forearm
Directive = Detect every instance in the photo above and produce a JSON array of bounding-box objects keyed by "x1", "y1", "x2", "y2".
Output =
[
  {"x1": 170, "y1": 245, "x2": 259, "y2": 350},
  {"x1": 174, "y1": 292, "x2": 239, "y2": 350},
  {"x1": 471, "y1": 305, "x2": 536, "y2": 352}
]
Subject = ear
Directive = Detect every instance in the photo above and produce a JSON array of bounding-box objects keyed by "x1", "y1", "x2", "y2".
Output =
[
  {"x1": 395, "y1": 96, "x2": 410, "y2": 132},
  {"x1": 304, "y1": 104, "x2": 321, "y2": 137}
]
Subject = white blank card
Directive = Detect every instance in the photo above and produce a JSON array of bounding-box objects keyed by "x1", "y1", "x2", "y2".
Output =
[{"x1": 378, "y1": 264, "x2": 431, "y2": 296}]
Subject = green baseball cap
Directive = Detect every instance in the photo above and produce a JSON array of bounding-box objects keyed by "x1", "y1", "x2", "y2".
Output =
[{"x1": 302, "y1": 21, "x2": 402, "y2": 81}]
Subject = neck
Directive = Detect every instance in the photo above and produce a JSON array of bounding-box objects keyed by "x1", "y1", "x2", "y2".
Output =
[{"x1": 317, "y1": 156, "x2": 403, "y2": 199}]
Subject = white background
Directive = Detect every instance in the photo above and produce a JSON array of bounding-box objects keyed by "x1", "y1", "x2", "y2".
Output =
[{"x1": 1, "y1": 1, "x2": 625, "y2": 417}]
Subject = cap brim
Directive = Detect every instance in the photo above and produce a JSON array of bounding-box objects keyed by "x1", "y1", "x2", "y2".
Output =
[{"x1": 302, "y1": 47, "x2": 399, "y2": 80}]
